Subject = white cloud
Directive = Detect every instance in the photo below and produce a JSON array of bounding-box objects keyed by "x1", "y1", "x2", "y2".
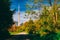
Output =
[
  {"x1": 13, "y1": 11, "x2": 29, "y2": 24},
  {"x1": 13, "y1": 9, "x2": 42, "y2": 24}
]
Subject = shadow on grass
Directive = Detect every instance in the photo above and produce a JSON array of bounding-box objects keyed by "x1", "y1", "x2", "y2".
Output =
[
  {"x1": 0, "y1": 30, "x2": 11, "y2": 40},
  {"x1": 6, "y1": 31, "x2": 59, "y2": 40},
  {"x1": 6, "y1": 34, "x2": 41, "y2": 40}
]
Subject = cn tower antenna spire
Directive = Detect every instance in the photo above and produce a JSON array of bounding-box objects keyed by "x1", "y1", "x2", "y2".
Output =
[
  {"x1": 18, "y1": 3, "x2": 20, "y2": 26},
  {"x1": 18, "y1": 4, "x2": 20, "y2": 12}
]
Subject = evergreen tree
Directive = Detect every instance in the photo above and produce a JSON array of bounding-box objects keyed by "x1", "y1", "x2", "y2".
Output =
[{"x1": 0, "y1": 0, "x2": 14, "y2": 39}]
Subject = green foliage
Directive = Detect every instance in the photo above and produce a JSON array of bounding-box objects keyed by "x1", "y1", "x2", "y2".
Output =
[
  {"x1": 0, "y1": 0, "x2": 14, "y2": 39},
  {"x1": 17, "y1": 0, "x2": 60, "y2": 40},
  {"x1": 0, "y1": 0, "x2": 14, "y2": 29},
  {"x1": 24, "y1": 0, "x2": 60, "y2": 39}
]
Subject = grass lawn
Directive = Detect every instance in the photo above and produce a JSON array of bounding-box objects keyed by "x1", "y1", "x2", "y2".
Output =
[
  {"x1": 9, "y1": 31, "x2": 28, "y2": 35},
  {"x1": 55, "y1": 29, "x2": 60, "y2": 40},
  {"x1": 9, "y1": 32, "x2": 21, "y2": 35}
]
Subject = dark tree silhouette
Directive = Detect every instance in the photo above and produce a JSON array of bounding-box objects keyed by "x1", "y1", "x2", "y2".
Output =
[{"x1": 0, "y1": 0, "x2": 14, "y2": 39}]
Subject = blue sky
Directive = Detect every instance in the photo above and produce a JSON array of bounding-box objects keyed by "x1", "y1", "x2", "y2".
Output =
[
  {"x1": 11, "y1": 0, "x2": 27, "y2": 11},
  {"x1": 10, "y1": 0, "x2": 60, "y2": 23},
  {"x1": 10, "y1": 0, "x2": 51, "y2": 23},
  {"x1": 11, "y1": 0, "x2": 29, "y2": 23}
]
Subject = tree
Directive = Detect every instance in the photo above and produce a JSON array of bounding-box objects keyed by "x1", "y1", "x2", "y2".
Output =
[
  {"x1": 25, "y1": 0, "x2": 60, "y2": 40},
  {"x1": 0, "y1": 0, "x2": 14, "y2": 39},
  {"x1": 25, "y1": 0, "x2": 42, "y2": 19}
]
